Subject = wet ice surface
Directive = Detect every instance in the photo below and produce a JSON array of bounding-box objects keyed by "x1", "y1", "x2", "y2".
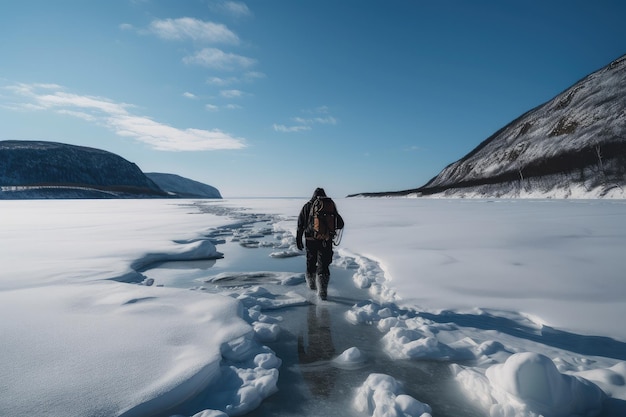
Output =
[
  {"x1": 246, "y1": 302, "x2": 482, "y2": 417},
  {"x1": 141, "y1": 213, "x2": 483, "y2": 417}
]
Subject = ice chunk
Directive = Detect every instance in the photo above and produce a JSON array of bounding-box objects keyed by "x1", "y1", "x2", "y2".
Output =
[
  {"x1": 253, "y1": 322, "x2": 281, "y2": 342},
  {"x1": 333, "y1": 347, "x2": 366, "y2": 369},
  {"x1": 354, "y1": 373, "x2": 432, "y2": 417}
]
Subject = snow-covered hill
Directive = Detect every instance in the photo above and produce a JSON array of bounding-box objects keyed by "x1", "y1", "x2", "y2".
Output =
[
  {"x1": 0, "y1": 140, "x2": 166, "y2": 199},
  {"x1": 0, "y1": 140, "x2": 221, "y2": 199},
  {"x1": 146, "y1": 173, "x2": 222, "y2": 199},
  {"x1": 352, "y1": 54, "x2": 626, "y2": 199}
]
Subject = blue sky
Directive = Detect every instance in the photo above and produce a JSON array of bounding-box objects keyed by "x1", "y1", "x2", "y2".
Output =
[{"x1": 1, "y1": 1, "x2": 625, "y2": 197}]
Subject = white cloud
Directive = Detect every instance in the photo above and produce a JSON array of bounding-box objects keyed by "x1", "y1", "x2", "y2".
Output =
[
  {"x1": 274, "y1": 106, "x2": 338, "y2": 133},
  {"x1": 273, "y1": 124, "x2": 311, "y2": 133},
  {"x1": 5, "y1": 83, "x2": 246, "y2": 151},
  {"x1": 207, "y1": 72, "x2": 265, "y2": 86},
  {"x1": 183, "y1": 92, "x2": 197, "y2": 99},
  {"x1": 36, "y1": 91, "x2": 131, "y2": 116},
  {"x1": 207, "y1": 76, "x2": 237, "y2": 86},
  {"x1": 56, "y1": 109, "x2": 97, "y2": 122},
  {"x1": 212, "y1": 1, "x2": 253, "y2": 19},
  {"x1": 184, "y1": 47, "x2": 256, "y2": 71},
  {"x1": 243, "y1": 71, "x2": 265, "y2": 81},
  {"x1": 205, "y1": 103, "x2": 243, "y2": 112},
  {"x1": 293, "y1": 116, "x2": 337, "y2": 126},
  {"x1": 5, "y1": 82, "x2": 62, "y2": 96},
  {"x1": 109, "y1": 114, "x2": 243, "y2": 151},
  {"x1": 220, "y1": 89, "x2": 244, "y2": 98},
  {"x1": 315, "y1": 116, "x2": 338, "y2": 125},
  {"x1": 148, "y1": 18, "x2": 239, "y2": 44}
]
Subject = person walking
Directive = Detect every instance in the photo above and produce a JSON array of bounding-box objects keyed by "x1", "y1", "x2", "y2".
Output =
[{"x1": 296, "y1": 187, "x2": 344, "y2": 300}]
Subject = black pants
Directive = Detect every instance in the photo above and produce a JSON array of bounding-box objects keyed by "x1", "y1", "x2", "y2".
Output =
[{"x1": 305, "y1": 238, "x2": 333, "y2": 276}]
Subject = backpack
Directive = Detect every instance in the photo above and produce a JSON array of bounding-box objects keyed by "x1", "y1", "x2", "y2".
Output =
[{"x1": 309, "y1": 196, "x2": 338, "y2": 241}]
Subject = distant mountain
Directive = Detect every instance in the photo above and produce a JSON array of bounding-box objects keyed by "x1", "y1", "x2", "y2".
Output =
[
  {"x1": 0, "y1": 140, "x2": 221, "y2": 199},
  {"x1": 146, "y1": 173, "x2": 221, "y2": 199},
  {"x1": 0, "y1": 140, "x2": 166, "y2": 199},
  {"x1": 350, "y1": 54, "x2": 626, "y2": 199}
]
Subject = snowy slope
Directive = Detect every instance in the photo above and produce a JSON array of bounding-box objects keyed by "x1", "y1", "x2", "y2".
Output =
[
  {"x1": 353, "y1": 54, "x2": 626, "y2": 199},
  {"x1": 0, "y1": 140, "x2": 166, "y2": 198},
  {"x1": 146, "y1": 172, "x2": 222, "y2": 198}
]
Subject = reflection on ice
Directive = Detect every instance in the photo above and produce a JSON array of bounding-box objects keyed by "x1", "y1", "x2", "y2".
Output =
[{"x1": 298, "y1": 305, "x2": 338, "y2": 397}]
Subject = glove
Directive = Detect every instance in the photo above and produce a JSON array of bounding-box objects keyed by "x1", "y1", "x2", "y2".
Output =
[{"x1": 296, "y1": 230, "x2": 304, "y2": 250}]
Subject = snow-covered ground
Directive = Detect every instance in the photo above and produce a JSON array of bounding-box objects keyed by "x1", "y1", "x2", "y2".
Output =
[{"x1": 1, "y1": 198, "x2": 625, "y2": 417}]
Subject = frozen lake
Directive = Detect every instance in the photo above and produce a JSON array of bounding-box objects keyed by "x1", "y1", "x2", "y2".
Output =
[
  {"x1": 2, "y1": 198, "x2": 625, "y2": 417},
  {"x1": 140, "y1": 217, "x2": 483, "y2": 417}
]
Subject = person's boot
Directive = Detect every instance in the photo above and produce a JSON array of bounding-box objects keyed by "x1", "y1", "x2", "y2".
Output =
[
  {"x1": 305, "y1": 272, "x2": 317, "y2": 290},
  {"x1": 316, "y1": 274, "x2": 329, "y2": 300}
]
